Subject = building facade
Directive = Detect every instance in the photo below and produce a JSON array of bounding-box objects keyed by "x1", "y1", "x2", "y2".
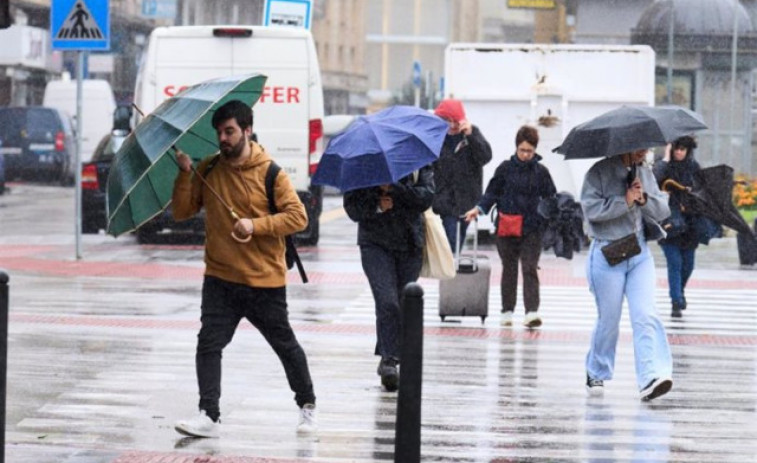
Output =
[
  {"x1": 311, "y1": 0, "x2": 368, "y2": 115},
  {"x1": 0, "y1": 0, "x2": 171, "y2": 106}
]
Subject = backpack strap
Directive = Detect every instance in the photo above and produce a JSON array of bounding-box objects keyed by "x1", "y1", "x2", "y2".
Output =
[
  {"x1": 203, "y1": 154, "x2": 221, "y2": 177},
  {"x1": 265, "y1": 161, "x2": 308, "y2": 283}
]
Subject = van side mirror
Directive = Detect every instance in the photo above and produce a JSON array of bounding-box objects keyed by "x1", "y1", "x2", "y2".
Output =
[{"x1": 113, "y1": 105, "x2": 132, "y2": 133}]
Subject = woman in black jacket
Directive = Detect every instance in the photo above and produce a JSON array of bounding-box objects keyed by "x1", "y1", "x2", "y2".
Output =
[
  {"x1": 343, "y1": 166, "x2": 434, "y2": 391},
  {"x1": 653, "y1": 136, "x2": 701, "y2": 318},
  {"x1": 464, "y1": 126, "x2": 556, "y2": 328}
]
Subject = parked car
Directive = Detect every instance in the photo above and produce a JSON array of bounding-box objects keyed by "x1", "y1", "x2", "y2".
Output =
[
  {"x1": 0, "y1": 138, "x2": 5, "y2": 195},
  {"x1": 81, "y1": 130, "x2": 204, "y2": 242},
  {"x1": 0, "y1": 106, "x2": 76, "y2": 185}
]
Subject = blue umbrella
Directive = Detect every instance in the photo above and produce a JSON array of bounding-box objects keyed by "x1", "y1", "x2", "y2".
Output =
[{"x1": 312, "y1": 105, "x2": 448, "y2": 192}]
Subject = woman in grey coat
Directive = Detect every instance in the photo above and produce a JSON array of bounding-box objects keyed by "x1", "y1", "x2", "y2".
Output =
[{"x1": 581, "y1": 149, "x2": 673, "y2": 402}]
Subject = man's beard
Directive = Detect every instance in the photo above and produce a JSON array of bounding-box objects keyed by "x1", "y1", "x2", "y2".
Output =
[{"x1": 220, "y1": 136, "x2": 247, "y2": 159}]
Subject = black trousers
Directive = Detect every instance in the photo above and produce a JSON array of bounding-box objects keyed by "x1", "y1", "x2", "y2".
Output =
[
  {"x1": 360, "y1": 244, "x2": 423, "y2": 360},
  {"x1": 196, "y1": 276, "x2": 315, "y2": 421},
  {"x1": 495, "y1": 231, "x2": 543, "y2": 313}
]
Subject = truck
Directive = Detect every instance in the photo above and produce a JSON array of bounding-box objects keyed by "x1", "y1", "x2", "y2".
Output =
[
  {"x1": 443, "y1": 43, "x2": 656, "y2": 236},
  {"x1": 132, "y1": 25, "x2": 325, "y2": 245}
]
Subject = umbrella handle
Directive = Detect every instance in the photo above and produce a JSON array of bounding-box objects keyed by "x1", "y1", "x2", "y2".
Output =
[
  {"x1": 662, "y1": 179, "x2": 687, "y2": 192},
  {"x1": 229, "y1": 210, "x2": 252, "y2": 243},
  {"x1": 231, "y1": 230, "x2": 252, "y2": 243}
]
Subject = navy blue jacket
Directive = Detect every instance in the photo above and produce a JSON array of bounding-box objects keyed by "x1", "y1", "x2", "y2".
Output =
[
  {"x1": 343, "y1": 166, "x2": 435, "y2": 252},
  {"x1": 478, "y1": 154, "x2": 556, "y2": 235}
]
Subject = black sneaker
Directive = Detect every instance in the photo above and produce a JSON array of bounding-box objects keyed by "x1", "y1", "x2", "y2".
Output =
[
  {"x1": 377, "y1": 357, "x2": 399, "y2": 392},
  {"x1": 586, "y1": 375, "x2": 604, "y2": 396},
  {"x1": 640, "y1": 377, "x2": 672, "y2": 401}
]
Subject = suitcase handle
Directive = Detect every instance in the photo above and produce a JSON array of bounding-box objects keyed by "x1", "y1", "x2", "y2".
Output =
[{"x1": 455, "y1": 217, "x2": 479, "y2": 272}]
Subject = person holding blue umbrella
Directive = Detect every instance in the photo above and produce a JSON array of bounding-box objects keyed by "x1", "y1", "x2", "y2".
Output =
[
  {"x1": 314, "y1": 105, "x2": 445, "y2": 391},
  {"x1": 343, "y1": 168, "x2": 435, "y2": 392}
]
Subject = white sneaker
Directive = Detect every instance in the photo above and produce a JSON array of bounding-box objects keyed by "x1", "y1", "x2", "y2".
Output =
[
  {"x1": 297, "y1": 403, "x2": 317, "y2": 434},
  {"x1": 524, "y1": 312, "x2": 542, "y2": 328},
  {"x1": 501, "y1": 311, "x2": 513, "y2": 326},
  {"x1": 174, "y1": 410, "x2": 219, "y2": 438}
]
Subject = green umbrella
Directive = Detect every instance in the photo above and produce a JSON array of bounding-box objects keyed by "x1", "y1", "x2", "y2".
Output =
[{"x1": 106, "y1": 73, "x2": 267, "y2": 237}]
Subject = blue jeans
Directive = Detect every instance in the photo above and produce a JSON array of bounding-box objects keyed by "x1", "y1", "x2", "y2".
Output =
[
  {"x1": 196, "y1": 276, "x2": 315, "y2": 420},
  {"x1": 660, "y1": 242, "x2": 696, "y2": 305},
  {"x1": 360, "y1": 244, "x2": 423, "y2": 360},
  {"x1": 585, "y1": 236, "x2": 672, "y2": 390},
  {"x1": 441, "y1": 214, "x2": 469, "y2": 255}
]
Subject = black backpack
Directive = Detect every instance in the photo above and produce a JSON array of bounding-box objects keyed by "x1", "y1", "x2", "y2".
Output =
[{"x1": 204, "y1": 156, "x2": 308, "y2": 283}]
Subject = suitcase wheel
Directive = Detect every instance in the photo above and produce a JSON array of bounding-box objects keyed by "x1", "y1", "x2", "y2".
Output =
[
  {"x1": 440, "y1": 315, "x2": 446, "y2": 322},
  {"x1": 480, "y1": 316, "x2": 486, "y2": 324}
]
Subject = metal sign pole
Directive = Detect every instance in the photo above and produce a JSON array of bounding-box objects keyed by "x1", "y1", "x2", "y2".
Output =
[{"x1": 75, "y1": 51, "x2": 83, "y2": 259}]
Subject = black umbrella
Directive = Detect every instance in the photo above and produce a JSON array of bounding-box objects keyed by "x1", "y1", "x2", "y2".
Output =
[
  {"x1": 553, "y1": 105, "x2": 708, "y2": 159},
  {"x1": 661, "y1": 164, "x2": 755, "y2": 236}
]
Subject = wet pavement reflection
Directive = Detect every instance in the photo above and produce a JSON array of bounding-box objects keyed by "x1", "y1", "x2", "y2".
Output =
[{"x1": 1, "y1": 184, "x2": 756, "y2": 462}]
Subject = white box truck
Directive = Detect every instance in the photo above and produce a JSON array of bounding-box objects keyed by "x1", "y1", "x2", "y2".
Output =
[
  {"x1": 444, "y1": 43, "x2": 656, "y2": 235},
  {"x1": 43, "y1": 78, "x2": 117, "y2": 163},
  {"x1": 133, "y1": 25, "x2": 325, "y2": 244}
]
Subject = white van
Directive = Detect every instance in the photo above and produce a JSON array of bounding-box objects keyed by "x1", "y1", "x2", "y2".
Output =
[
  {"x1": 43, "y1": 79, "x2": 117, "y2": 163},
  {"x1": 133, "y1": 25, "x2": 325, "y2": 244}
]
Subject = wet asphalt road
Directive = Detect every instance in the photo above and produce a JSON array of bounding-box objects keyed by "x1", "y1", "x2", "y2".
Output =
[{"x1": 1, "y1": 183, "x2": 756, "y2": 463}]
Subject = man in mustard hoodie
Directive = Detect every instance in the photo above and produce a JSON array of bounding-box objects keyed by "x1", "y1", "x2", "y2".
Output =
[{"x1": 171, "y1": 100, "x2": 316, "y2": 438}]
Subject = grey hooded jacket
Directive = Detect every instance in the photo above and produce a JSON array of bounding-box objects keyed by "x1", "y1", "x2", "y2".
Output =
[{"x1": 581, "y1": 156, "x2": 670, "y2": 241}]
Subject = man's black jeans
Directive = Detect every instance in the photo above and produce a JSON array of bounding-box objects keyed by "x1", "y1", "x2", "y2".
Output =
[
  {"x1": 360, "y1": 244, "x2": 423, "y2": 360},
  {"x1": 196, "y1": 276, "x2": 315, "y2": 421}
]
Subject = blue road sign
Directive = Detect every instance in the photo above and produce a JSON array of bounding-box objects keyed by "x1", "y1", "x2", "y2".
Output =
[
  {"x1": 412, "y1": 61, "x2": 422, "y2": 88},
  {"x1": 51, "y1": 0, "x2": 110, "y2": 51}
]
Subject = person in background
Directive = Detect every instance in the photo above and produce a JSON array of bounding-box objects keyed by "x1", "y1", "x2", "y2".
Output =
[
  {"x1": 653, "y1": 136, "x2": 701, "y2": 318},
  {"x1": 432, "y1": 98, "x2": 492, "y2": 254},
  {"x1": 581, "y1": 148, "x2": 673, "y2": 401},
  {"x1": 343, "y1": 167, "x2": 434, "y2": 391},
  {"x1": 171, "y1": 100, "x2": 317, "y2": 437},
  {"x1": 464, "y1": 125, "x2": 556, "y2": 328}
]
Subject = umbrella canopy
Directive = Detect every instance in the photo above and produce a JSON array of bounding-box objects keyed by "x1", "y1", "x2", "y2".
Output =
[
  {"x1": 106, "y1": 74, "x2": 267, "y2": 237},
  {"x1": 311, "y1": 105, "x2": 448, "y2": 192},
  {"x1": 553, "y1": 105, "x2": 708, "y2": 159},
  {"x1": 662, "y1": 164, "x2": 755, "y2": 235}
]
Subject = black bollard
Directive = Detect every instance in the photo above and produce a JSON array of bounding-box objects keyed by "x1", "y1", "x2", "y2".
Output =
[
  {"x1": 1, "y1": 270, "x2": 8, "y2": 463},
  {"x1": 394, "y1": 282, "x2": 424, "y2": 463}
]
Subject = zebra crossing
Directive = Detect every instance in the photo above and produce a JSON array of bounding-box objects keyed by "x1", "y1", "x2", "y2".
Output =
[{"x1": 333, "y1": 280, "x2": 757, "y2": 339}]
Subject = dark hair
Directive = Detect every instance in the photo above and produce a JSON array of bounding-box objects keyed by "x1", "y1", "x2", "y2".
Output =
[
  {"x1": 212, "y1": 100, "x2": 253, "y2": 131},
  {"x1": 672, "y1": 135, "x2": 697, "y2": 153},
  {"x1": 515, "y1": 125, "x2": 539, "y2": 148}
]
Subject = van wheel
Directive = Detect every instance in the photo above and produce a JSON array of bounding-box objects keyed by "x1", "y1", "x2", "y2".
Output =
[
  {"x1": 82, "y1": 219, "x2": 99, "y2": 234},
  {"x1": 297, "y1": 219, "x2": 319, "y2": 246},
  {"x1": 60, "y1": 172, "x2": 75, "y2": 187},
  {"x1": 136, "y1": 228, "x2": 157, "y2": 244}
]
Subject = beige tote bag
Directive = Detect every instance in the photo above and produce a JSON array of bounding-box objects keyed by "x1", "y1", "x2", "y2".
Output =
[{"x1": 420, "y1": 209, "x2": 456, "y2": 280}]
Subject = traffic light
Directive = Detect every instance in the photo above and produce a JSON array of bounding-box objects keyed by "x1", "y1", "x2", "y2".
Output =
[{"x1": 0, "y1": 0, "x2": 11, "y2": 29}]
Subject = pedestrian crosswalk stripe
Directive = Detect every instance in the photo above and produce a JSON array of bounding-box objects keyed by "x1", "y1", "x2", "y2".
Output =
[
  {"x1": 329, "y1": 283, "x2": 757, "y2": 339},
  {"x1": 55, "y1": 0, "x2": 104, "y2": 40}
]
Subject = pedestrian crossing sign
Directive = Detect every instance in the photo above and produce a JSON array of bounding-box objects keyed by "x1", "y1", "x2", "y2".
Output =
[{"x1": 51, "y1": 0, "x2": 110, "y2": 50}]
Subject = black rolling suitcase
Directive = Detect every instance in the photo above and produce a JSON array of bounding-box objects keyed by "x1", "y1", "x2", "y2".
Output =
[{"x1": 439, "y1": 219, "x2": 491, "y2": 323}]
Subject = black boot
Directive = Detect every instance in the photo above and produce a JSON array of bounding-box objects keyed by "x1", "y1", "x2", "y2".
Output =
[
  {"x1": 671, "y1": 301, "x2": 684, "y2": 318},
  {"x1": 377, "y1": 357, "x2": 399, "y2": 392}
]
